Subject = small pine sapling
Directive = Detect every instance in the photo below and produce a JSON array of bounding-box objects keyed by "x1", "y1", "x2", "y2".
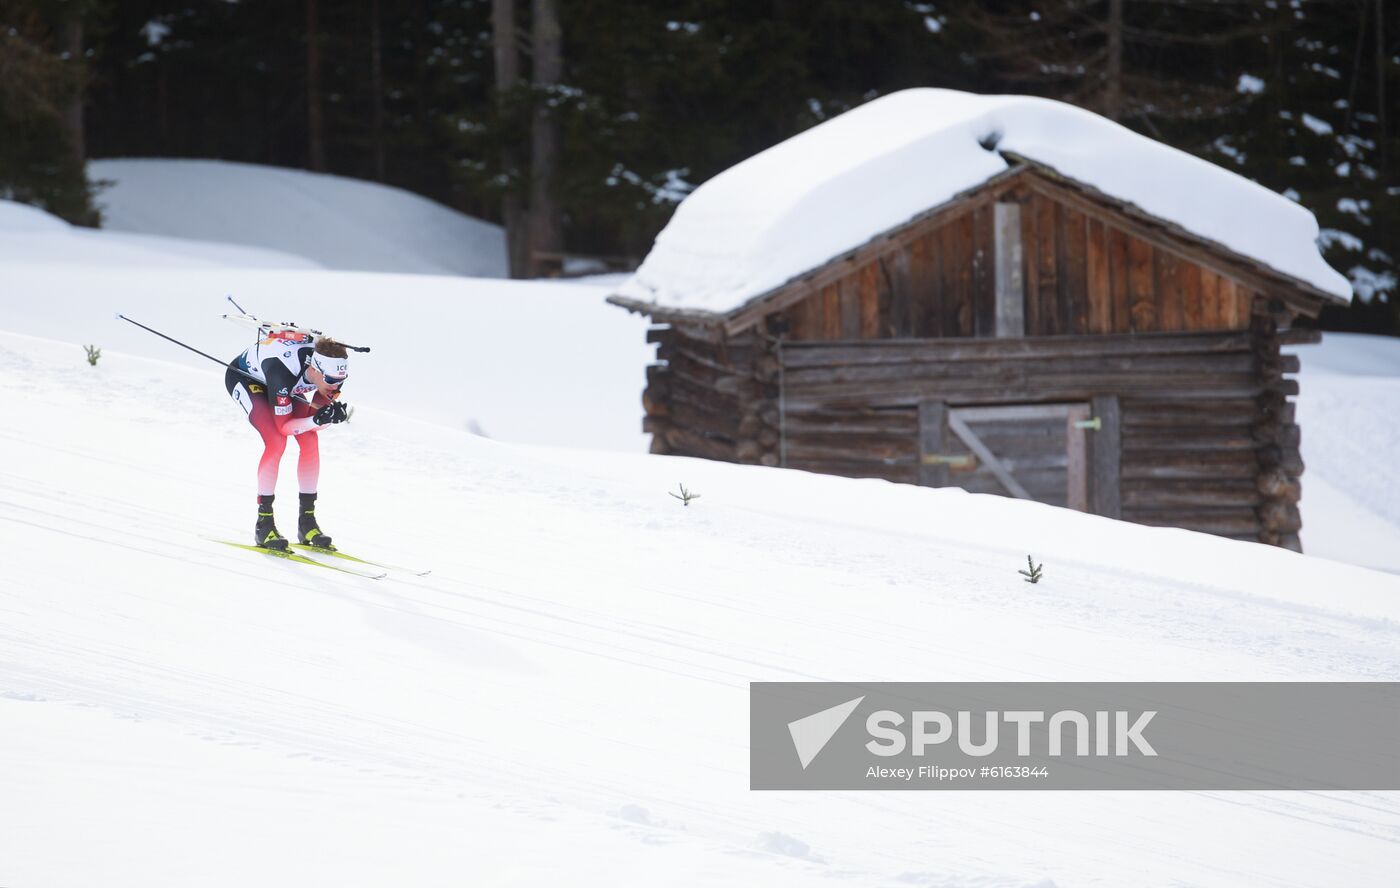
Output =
[
  {"x1": 669, "y1": 483, "x2": 700, "y2": 506},
  {"x1": 84, "y1": 344, "x2": 101, "y2": 366},
  {"x1": 1019, "y1": 555, "x2": 1043, "y2": 584}
]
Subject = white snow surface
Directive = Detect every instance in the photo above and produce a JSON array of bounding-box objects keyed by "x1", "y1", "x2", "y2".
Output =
[
  {"x1": 0, "y1": 197, "x2": 318, "y2": 268},
  {"x1": 1289, "y1": 332, "x2": 1400, "y2": 572},
  {"x1": 618, "y1": 88, "x2": 1352, "y2": 314},
  {"x1": 0, "y1": 264, "x2": 651, "y2": 452},
  {"x1": 2, "y1": 326, "x2": 1400, "y2": 887},
  {"x1": 91, "y1": 158, "x2": 508, "y2": 277}
]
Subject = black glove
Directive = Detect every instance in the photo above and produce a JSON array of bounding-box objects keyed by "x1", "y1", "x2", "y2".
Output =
[{"x1": 313, "y1": 402, "x2": 349, "y2": 426}]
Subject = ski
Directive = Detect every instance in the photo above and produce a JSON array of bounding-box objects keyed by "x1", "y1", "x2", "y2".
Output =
[
  {"x1": 290, "y1": 544, "x2": 431, "y2": 576},
  {"x1": 210, "y1": 539, "x2": 387, "y2": 579}
]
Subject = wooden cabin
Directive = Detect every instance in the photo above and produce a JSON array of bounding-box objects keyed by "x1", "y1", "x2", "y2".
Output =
[{"x1": 609, "y1": 91, "x2": 1350, "y2": 550}]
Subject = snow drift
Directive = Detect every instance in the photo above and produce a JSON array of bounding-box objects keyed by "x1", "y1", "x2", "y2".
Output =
[{"x1": 91, "y1": 158, "x2": 508, "y2": 277}]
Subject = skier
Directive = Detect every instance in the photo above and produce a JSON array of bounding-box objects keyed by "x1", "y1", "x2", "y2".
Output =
[{"x1": 225, "y1": 329, "x2": 350, "y2": 550}]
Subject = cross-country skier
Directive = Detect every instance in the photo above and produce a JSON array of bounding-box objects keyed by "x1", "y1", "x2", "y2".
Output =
[{"x1": 225, "y1": 330, "x2": 350, "y2": 550}]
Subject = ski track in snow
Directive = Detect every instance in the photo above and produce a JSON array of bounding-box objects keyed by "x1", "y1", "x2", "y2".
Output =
[{"x1": 2, "y1": 330, "x2": 1400, "y2": 887}]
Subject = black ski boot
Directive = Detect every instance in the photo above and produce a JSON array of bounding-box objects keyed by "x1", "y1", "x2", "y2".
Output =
[
  {"x1": 297, "y1": 492, "x2": 335, "y2": 550},
  {"x1": 254, "y1": 495, "x2": 289, "y2": 550}
]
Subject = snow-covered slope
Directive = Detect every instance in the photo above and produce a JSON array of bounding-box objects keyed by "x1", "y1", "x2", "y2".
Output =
[
  {"x1": 0, "y1": 264, "x2": 651, "y2": 451},
  {"x1": 619, "y1": 88, "x2": 1349, "y2": 314},
  {"x1": 0, "y1": 197, "x2": 317, "y2": 269},
  {"x1": 91, "y1": 158, "x2": 508, "y2": 277},
  {"x1": 1290, "y1": 332, "x2": 1400, "y2": 572},
  {"x1": 2, "y1": 327, "x2": 1399, "y2": 888}
]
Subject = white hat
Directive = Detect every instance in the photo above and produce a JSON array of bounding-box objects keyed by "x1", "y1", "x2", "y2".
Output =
[{"x1": 310, "y1": 349, "x2": 348, "y2": 383}]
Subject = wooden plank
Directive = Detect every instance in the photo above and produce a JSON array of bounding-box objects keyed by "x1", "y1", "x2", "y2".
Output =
[
  {"x1": 1062, "y1": 206, "x2": 1089, "y2": 333},
  {"x1": 1128, "y1": 237, "x2": 1156, "y2": 332},
  {"x1": 786, "y1": 459, "x2": 919, "y2": 484},
  {"x1": 1090, "y1": 395, "x2": 1122, "y2": 518},
  {"x1": 839, "y1": 274, "x2": 862, "y2": 339},
  {"x1": 953, "y1": 404, "x2": 1079, "y2": 422},
  {"x1": 1156, "y1": 250, "x2": 1184, "y2": 331},
  {"x1": 918, "y1": 400, "x2": 949, "y2": 487},
  {"x1": 954, "y1": 214, "x2": 975, "y2": 336},
  {"x1": 1065, "y1": 403, "x2": 1092, "y2": 511},
  {"x1": 887, "y1": 250, "x2": 913, "y2": 338},
  {"x1": 1108, "y1": 225, "x2": 1132, "y2": 333},
  {"x1": 789, "y1": 290, "x2": 820, "y2": 341},
  {"x1": 857, "y1": 263, "x2": 880, "y2": 338},
  {"x1": 927, "y1": 230, "x2": 947, "y2": 337},
  {"x1": 949, "y1": 413, "x2": 1031, "y2": 499},
  {"x1": 973, "y1": 202, "x2": 996, "y2": 337},
  {"x1": 909, "y1": 234, "x2": 932, "y2": 337},
  {"x1": 938, "y1": 223, "x2": 958, "y2": 337},
  {"x1": 1127, "y1": 510, "x2": 1262, "y2": 535},
  {"x1": 1198, "y1": 268, "x2": 1221, "y2": 330},
  {"x1": 1121, "y1": 484, "x2": 1262, "y2": 508},
  {"x1": 1223, "y1": 278, "x2": 1247, "y2": 329},
  {"x1": 783, "y1": 434, "x2": 914, "y2": 463},
  {"x1": 1121, "y1": 449, "x2": 1260, "y2": 479},
  {"x1": 994, "y1": 202, "x2": 1025, "y2": 338},
  {"x1": 1086, "y1": 217, "x2": 1111, "y2": 334},
  {"x1": 779, "y1": 330, "x2": 1255, "y2": 366},
  {"x1": 822, "y1": 283, "x2": 841, "y2": 339},
  {"x1": 873, "y1": 255, "x2": 894, "y2": 339},
  {"x1": 1037, "y1": 193, "x2": 1059, "y2": 334},
  {"x1": 1023, "y1": 192, "x2": 1042, "y2": 336},
  {"x1": 1180, "y1": 259, "x2": 1204, "y2": 330},
  {"x1": 781, "y1": 353, "x2": 1258, "y2": 386}
]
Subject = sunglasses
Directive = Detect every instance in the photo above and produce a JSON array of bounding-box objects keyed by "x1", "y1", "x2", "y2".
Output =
[{"x1": 323, "y1": 374, "x2": 347, "y2": 387}]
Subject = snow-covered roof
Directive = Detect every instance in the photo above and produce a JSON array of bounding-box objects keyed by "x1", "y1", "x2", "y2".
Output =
[{"x1": 615, "y1": 88, "x2": 1352, "y2": 316}]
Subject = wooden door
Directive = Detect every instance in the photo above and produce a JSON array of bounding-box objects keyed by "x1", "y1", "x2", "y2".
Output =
[{"x1": 918, "y1": 400, "x2": 1120, "y2": 513}]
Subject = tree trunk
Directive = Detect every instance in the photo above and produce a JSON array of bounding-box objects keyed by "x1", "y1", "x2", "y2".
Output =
[
  {"x1": 60, "y1": 13, "x2": 85, "y2": 176},
  {"x1": 493, "y1": 0, "x2": 529, "y2": 277},
  {"x1": 369, "y1": 0, "x2": 385, "y2": 181},
  {"x1": 1378, "y1": 0, "x2": 1388, "y2": 178},
  {"x1": 306, "y1": 0, "x2": 326, "y2": 171},
  {"x1": 1103, "y1": 0, "x2": 1123, "y2": 121},
  {"x1": 527, "y1": 0, "x2": 564, "y2": 278}
]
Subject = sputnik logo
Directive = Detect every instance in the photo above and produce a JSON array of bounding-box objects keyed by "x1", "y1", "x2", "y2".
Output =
[{"x1": 787, "y1": 696, "x2": 864, "y2": 769}]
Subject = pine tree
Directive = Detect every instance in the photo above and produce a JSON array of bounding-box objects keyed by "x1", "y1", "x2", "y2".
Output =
[{"x1": 0, "y1": 0, "x2": 103, "y2": 225}]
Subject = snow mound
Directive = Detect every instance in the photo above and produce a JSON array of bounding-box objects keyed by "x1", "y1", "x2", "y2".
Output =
[
  {"x1": 0, "y1": 198, "x2": 71, "y2": 232},
  {"x1": 1291, "y1": 333, "x2": 1400, "y2": 571},
  {"x1": 91, "y1": 158, "x2": 508, "y2": 277},
  {"x1": 0, "y1": 198, "x2": 319, "y2": 269},
  {"x1": 619, "y1": 88, "x2": 1351, "y2": 314}
]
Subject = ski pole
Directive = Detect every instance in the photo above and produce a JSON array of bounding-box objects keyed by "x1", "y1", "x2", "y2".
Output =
[
  {"x1": 116, "y1": 313, "x2": 239, "y2": 370},
  {"x1": 114, "y1": 313, "x2": 321, "y2": 408}
]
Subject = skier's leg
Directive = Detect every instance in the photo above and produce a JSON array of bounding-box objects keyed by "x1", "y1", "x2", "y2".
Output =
[
  {"x1": 295, "y1": 429, "x2": 320, "y2": 494},
  {"x1": 293, "y1": 430, "x2": 332, "y2": 547},
  {"x1": 229, "y1": 371, "x2": 289, "y2": 548},
  {"x1": 251, "y1": 409, "x2": 288, "y2": 497},
  {"x1": 226, "y1": 370, "x2": 286, "y2": 496}
]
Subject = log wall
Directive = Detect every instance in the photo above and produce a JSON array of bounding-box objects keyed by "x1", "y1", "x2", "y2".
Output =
[
  {"x1": 771, "y1": 329, "x2": 1307, "y2": 548},
  {"x1": 642, "y1": 323, "x2": 782, "y2": 467}
]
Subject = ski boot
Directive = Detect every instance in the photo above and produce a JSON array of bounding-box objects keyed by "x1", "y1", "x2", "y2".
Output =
[
  {"x1": 297, "y1": 492, "x2": 335, "y2": 550},
  {"x1": 254, "y1": 495, "x2": 289, "y2": 550}
]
